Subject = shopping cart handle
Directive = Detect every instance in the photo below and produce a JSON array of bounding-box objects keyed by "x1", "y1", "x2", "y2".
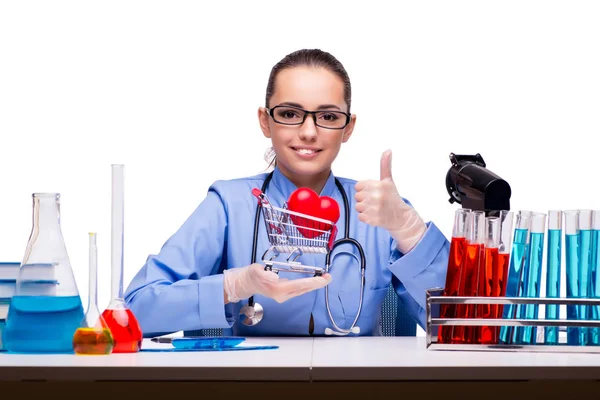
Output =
[{"x1": 252, "y1": 188, "x2": 263, "y2": 198}]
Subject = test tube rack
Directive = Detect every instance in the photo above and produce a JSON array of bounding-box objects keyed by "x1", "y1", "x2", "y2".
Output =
[{"x1": 425, "y1": 288, "x2": 600, "y2": 354}]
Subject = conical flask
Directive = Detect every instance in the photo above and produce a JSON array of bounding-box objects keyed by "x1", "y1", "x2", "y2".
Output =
[
  {"x1": 73, "y1": 233, "x2": 114, "y2": 355},
  {"x1": 3, "y1": 193, "x2": 84, "y2": 353},
  {"x1": 101, "y1": 164, "x2": 143, "y2": 353}
]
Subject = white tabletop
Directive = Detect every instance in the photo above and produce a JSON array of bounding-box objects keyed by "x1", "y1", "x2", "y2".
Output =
[
  {"x1": 3, "y1": 337, "x2": 600, "y2": 382},
  {"x1": 0, "y1": 337, "x2": 313, "y2": 381},
  {"x1": 311, "y1": 337, "x2": 600, "y2": 381}
]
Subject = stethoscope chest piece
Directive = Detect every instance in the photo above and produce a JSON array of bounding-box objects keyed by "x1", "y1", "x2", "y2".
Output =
[{"x1": 240, "y1": 301, "x2": 264, "y2": 326}]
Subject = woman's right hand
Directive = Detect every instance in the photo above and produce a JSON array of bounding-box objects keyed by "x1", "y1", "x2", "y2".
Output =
[{"x1": 223, "y1": 263, "x2": 332, "y2": 304}]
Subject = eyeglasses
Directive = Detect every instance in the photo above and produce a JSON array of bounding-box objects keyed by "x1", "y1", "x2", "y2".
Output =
[{"x1": 266, "y1": 105, "x2": 350, "y2": 130}]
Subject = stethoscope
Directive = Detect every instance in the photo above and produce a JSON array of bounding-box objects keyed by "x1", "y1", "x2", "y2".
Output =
[{"x1": 239, "y1": 170, "x2": 366, "y2": 336}]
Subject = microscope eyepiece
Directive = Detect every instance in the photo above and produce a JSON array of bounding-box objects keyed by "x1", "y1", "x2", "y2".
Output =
[{"x1": 446, "y1": 153, "x2": 511, "y2": 216}]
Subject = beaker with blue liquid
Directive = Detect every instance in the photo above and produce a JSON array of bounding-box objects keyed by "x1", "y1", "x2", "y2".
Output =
[{"x1": 2, "y1": 193, "x2": 84, "y2": 353}]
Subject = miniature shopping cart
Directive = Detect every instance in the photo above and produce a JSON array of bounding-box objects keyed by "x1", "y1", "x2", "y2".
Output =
[{"x1": 251, "y1": 188, "x2": 338, "y2": 276}]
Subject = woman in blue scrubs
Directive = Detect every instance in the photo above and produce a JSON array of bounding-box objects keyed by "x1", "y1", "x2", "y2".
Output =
[{"x1": 124, "y1": 49, "x2": 450, "y2": 337}]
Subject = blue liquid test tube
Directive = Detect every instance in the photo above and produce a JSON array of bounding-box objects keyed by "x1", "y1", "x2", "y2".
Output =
[
  {"x1": 590, "y1": 210, "x2": 600, "y2": 345},
  {"x1": 544, "y1": 210, "x2": 563, "y2": 345},
  {"x1": 577, "y1": 210, "x2": 593, "y2": 346},
  {"x1": 520, "y1": 212, "x2": 546, "y2": 345},
  {"x1": 564, "y1": 210, "x2": 580, "y2": 345},
  {"x1": 512, "y1": 211, "x2": 534, "y2": 344},
  {"x1": 499, "y1": 210, "x2": 532, "y2": 344}
]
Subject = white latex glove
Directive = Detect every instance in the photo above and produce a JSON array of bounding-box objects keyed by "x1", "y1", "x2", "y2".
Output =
[
  {"x1": 354, "y1": 149, "x2": 427, "y2": 254},
  {"x1": 223, "y1": 263, "x2": 332, "y2": 304}
]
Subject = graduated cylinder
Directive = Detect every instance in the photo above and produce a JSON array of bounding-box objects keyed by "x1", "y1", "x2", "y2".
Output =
[{"x1": 101, "y1": 164, "x2": 143, "y2": 353}]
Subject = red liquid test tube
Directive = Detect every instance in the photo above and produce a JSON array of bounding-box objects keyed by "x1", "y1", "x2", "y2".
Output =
[
  {"x1": 478, "y1": 217, "x2": 500, "y2": 344},
  {"x1": 453, "y1": 211, "x2": 485, "y2": 344},
  {"x1": 437, "y1": 209, "x2": 470, "y2": 344},
  {"x1": 494, "y1": 211, "x2": 514, "y2": 339}
]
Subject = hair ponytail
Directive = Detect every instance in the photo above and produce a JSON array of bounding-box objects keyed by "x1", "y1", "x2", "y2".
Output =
[{"x1": 264, "y1": 146, "x2": 277, "y2": 171}]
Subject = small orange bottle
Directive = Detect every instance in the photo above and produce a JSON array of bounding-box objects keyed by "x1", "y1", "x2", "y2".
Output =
[{"x1": 73, "y1": 233, "x2": 114, "y2": 355}]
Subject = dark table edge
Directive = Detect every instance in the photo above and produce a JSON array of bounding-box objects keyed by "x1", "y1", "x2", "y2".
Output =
[
  {"x1": 309, "y1": 366, "x2": 600, "y2": 381},
  {"x1": 0, "y1": 366, "x2": 310, "y2": 381}
]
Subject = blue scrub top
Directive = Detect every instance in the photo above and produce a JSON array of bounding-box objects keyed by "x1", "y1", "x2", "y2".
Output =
[{"x1": 124, "y1": 166, "x2": 450, "y2": 337}]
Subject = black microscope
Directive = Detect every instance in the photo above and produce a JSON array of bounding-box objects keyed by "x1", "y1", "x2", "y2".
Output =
[{"x1": 445, "y1": 153, "x2": 512, "y2": 217}]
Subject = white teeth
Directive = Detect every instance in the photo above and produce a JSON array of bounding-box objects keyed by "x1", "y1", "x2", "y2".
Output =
[{"x1": 296, "y1": 148, "x2": 316, "y2": 155}]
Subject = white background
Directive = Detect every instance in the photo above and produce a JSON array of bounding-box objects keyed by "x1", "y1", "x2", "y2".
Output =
[{"x1": 1, "y1": 1, "x2": 599, "y2": 336}]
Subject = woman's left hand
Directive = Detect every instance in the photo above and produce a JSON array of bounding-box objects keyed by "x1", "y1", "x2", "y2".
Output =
[{"x1": 354, "y1": 150, "x2": 427, "y2": 254}]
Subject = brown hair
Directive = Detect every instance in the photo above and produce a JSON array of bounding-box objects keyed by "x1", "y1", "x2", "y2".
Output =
[{"x1": 264, "y1": 49, "x2": 352, "y2": 169}]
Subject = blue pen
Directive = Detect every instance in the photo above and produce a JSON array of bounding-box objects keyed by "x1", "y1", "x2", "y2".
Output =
[{"x1": 151, "y1": 336, "x2": 246, "y2": 349}]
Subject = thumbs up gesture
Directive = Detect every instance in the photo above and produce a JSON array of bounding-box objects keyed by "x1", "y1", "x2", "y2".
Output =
[{"x1": 354, "y1": 150, "x2": 427, "y2": 254}]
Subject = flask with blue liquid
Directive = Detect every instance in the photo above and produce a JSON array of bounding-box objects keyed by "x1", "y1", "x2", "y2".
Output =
[{"x1": 2, "y1": 193, "x2": 84, "y2": 353}]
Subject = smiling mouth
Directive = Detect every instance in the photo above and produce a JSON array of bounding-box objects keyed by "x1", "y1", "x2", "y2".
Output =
[{"x1": 291, "y1": 147, "x2": 322, "y2": 155}]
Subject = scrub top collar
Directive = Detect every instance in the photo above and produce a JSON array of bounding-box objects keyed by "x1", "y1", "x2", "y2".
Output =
[{"x1": 270, "y1": 165, "x2": 338, "y2": 199}]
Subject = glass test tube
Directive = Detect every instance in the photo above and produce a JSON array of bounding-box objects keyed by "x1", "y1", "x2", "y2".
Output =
[
  {"x1": 564, "y1": 210, "x2": 580, "y2": 345},
  {"x1": 499, "y1": 210, "x2": 532, "y2": 345},
  {"x1": 494, "y1": 211, "x2": 513, "y2": 340},
  {"x1": 544, "y1": 210, "x2": 563, "y2": 345},
  {"x1": 577, "y1": 210, "x2": 593, "y2": 346},
  {"x1": 438, "y1": 209, "x2": 470, "y2": 344},
  {"x1": 478, "y1": 216, "x2": 500, "y2": 344},
  {"x1": 111, "y1": 164, "x2": 125, "y2": 303},
  {"x1": 519, "y1": 212, "x2": 546, "y2": 345},
  {"x1": 453, "y1": 211, "x2": 485, "y2": 344},
  {"x1": 590, "y1": 210, "x2": 600, "y2": 345}
]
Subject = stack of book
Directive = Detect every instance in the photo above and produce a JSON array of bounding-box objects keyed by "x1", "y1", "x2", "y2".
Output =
[{"x1": 0, "y1": 262, "x2": 19, "y2": 351}]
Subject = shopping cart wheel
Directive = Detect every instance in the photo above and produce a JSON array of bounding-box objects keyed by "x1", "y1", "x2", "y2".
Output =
[
  {"x1": 314, "y1": 270, "x2": 323, "y2": 277},
  {"x1": 264, "y1": 265, "x2": 279, "y2": 274}
]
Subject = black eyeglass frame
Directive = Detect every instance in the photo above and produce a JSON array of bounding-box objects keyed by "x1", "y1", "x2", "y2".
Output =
[{"x1": 266, "y1": 105, "x2": 351, "y2": 130}]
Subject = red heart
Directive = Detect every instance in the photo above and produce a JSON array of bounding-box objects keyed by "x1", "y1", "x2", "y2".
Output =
[{"x1": 287, "y1": 188, "x2": 340, "y2": 239}]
